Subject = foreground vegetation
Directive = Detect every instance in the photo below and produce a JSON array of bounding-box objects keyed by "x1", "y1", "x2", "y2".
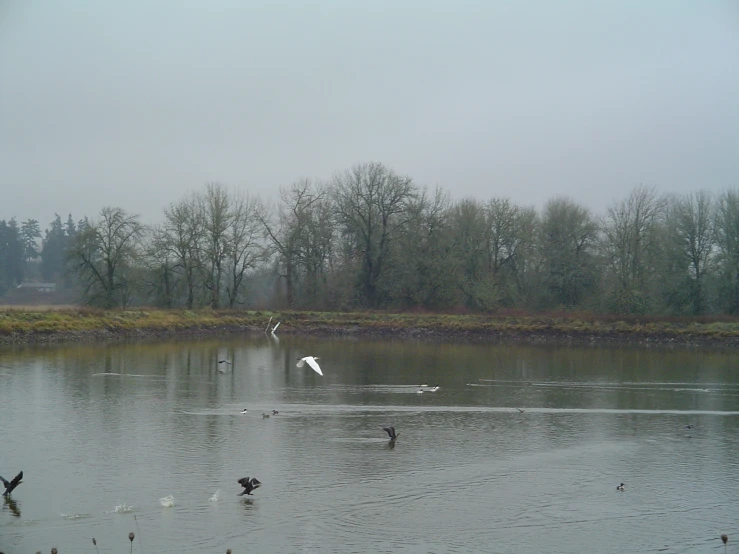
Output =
[{"x1": 2, "y1": 307, "x2": 739, "y2": 347}]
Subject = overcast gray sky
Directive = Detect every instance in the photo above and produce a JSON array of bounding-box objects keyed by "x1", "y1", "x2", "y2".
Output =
[{"x1": 1, "y1": 1, "x2": 738, "y2": 227}]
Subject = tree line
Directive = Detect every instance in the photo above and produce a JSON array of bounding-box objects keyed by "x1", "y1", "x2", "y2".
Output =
[{"x1": 3, "y1": 161, "x2": 739, "y2": 316}]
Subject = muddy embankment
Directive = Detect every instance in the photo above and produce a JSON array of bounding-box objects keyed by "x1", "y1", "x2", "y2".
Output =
[{"x1": 2, "y1": 309, "x2": 739, "y2": 348}]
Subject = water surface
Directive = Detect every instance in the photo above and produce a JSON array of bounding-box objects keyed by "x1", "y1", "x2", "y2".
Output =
[{"x1": 1, "y1": 336, "x2": 738, "y2": 553}]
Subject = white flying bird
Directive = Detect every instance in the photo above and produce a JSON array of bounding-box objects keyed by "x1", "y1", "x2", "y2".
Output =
[{"x1": 297, "y1": 356, "x2": 323, "y2": 376}]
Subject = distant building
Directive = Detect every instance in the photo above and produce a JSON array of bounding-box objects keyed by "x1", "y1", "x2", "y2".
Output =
[{"x1": 17, "y1": 282, "x2": 57, "y2": 292}]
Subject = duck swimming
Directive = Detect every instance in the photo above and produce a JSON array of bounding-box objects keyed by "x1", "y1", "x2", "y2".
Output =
[
  {"x1": 272, "y1": 410, "x2": 279, "y2": 415},
  {"x1": 262, "y1": 413, "x2": 270, "y2": 418},
  {"x1": 240, "y1": 408, "x2": 248, "y2": 414},
  {"x1": 616, "y1": 483, "x2": 625, "y2": 492},
  {"x1": 237, "y1": 477, "x2": 261, "y2": 496},
  {"x1": 383, "y1": 426, "x2": 399, "y2": 441}
]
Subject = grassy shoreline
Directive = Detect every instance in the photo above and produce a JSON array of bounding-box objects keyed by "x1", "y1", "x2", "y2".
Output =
[{"x1": 2, "y1": 307, "x2": 739, "y2": 347}]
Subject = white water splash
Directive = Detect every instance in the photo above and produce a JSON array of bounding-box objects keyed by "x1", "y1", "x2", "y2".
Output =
[
  {"x1": 159, "y1": 494, "x2": 175, "y2": 507},
  {"x1": 106, "y1": 503, "x2": 135, "y2": 514},
  {"x1": 209, "y1": 489, "x2": 221, "y2": 502}
]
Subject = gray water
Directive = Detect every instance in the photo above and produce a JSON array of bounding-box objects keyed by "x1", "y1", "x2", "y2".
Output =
[{"x1": 1, "y1": 335, "x2": 738, "y2": 553}]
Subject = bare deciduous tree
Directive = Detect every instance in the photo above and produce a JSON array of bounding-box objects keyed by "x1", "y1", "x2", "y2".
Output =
[
  {"x1": 714, "y1": 190, "x2": 739, "y2": 313},
  {"x1": 539, "y1": 197, "x2": 599, "y2": 308},
  {"x1": 391, "y1": 186, "x2": 455, "y2": 309},
  {"x1": 449, "y1": 199, "x2": 495, "y2": 309},
  {"x1": 69, "y1": 206, "x2": 143, "y2": 308},
  {"x1": 333, "y1": 162, "x2": 416, "y2": 308},
  {"x1": 199, "y1": 183, "x2": 232, "y2": 309},
  {"x1": 260, "y1": 179, "x2": 337, "y2": 308},
  {"x1": 601, "y1": 185, "x2": 666, "y2": 313},
  {"x1": 143, "y1": 224, "x2": 179, "y2": 308},
  {"x1": 485, "y1": 198, "x2": 538, "y2": 307},
  {"x1": 224, "y1": 191, "x2": 265, "y2": 308},
  {"x1": 664, "y1": 191, "x2": 715, "y2": 314},
  {"x1": 160, "y1": 193, "x2": 202, "y2": 308}
]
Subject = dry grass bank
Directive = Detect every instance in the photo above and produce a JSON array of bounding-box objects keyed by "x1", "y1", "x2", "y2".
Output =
[{"x1": 1, "y1": 307, "x2": 739, "y2": 346}]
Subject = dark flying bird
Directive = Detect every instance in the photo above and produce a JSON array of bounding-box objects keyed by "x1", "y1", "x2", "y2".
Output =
[
  {"x1": 237, "y1": 477, "x2": 262, "y2": 496},
  {"x1": 1, "y1": 471, "x2": 23, "y2": 496},
  {"x1": 383, "y1": 426, "x2": 399, "y2": 440}
]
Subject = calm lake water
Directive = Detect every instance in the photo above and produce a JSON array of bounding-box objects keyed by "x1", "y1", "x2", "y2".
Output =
[{"x1": 1, "y1": 335, "x2": 738, "y2": 553}]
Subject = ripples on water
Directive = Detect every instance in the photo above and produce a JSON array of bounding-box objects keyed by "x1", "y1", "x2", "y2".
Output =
[{"x1": 1, "y1": 339, "x2": 738, "y2": 553}]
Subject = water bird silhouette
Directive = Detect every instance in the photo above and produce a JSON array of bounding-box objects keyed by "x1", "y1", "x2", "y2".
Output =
[
  {"x1": 241, "y1": 408, "x2": 248, "y2": 414},
  {"x1": 237, "y1": 477, "x2": 261, "y2": 496},
  {"x1": 1, "y1": 471, "x2": 22, "y2": 496},
  {"x1": 218, "y1": 359, "x2": 232, "y2": 365},
  {"x1": 272, "y1": 410, "x2": 279, "y2": 415},
  {"x1": 383, "y1": 426, "x2": 399, "y2": 440},
  {"x1": 262, "y1": 413, "x2": 270, "y2": 418},
  {"x1": 296, "y1": 356, "x2": 323, "y2": 376},
  {"x1": 616, "y1": 483, "x2": 625, "y2": 492}
]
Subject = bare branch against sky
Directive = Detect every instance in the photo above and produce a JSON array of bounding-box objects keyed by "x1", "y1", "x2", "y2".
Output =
[{"x1": 1, "y1": 1, "x2": 737, "y2": 226}]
